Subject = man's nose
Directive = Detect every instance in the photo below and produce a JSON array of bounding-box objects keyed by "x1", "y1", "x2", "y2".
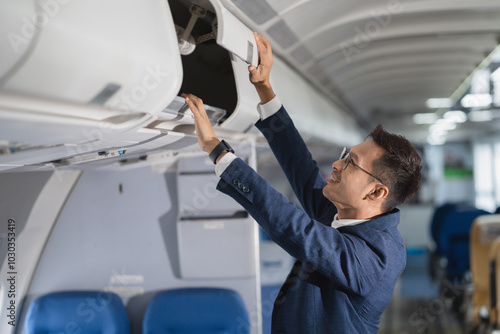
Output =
[{"x1": 332, "y1": 159, "x2": 342, "y2": 170}]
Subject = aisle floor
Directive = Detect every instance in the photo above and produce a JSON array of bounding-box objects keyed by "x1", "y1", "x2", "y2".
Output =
[{"x1": 379, "y1": 250, "x2": 464, "y2": 334}]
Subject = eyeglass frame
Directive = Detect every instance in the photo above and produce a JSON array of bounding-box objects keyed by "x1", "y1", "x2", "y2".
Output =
[{"x1": 339, "y1": 147, "x2": 385, "y2": 185}]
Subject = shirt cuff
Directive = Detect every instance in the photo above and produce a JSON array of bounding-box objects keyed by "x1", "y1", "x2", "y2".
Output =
[
  {"x1": 257, "y1": 96, "x2": 282, "y2": 121},
  {"x1": 215, "y1": 152, "x2": 238, "y2": 177}
]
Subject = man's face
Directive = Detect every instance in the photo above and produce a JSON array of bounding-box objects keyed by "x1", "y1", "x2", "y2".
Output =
[{"x1": 322, "y1": 140, "x2": 385, "y2": 212}]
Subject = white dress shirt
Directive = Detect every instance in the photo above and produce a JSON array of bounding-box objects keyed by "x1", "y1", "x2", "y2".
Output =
[{"x1": 331, "y1": 214, "x2": 368, "y2": 229}]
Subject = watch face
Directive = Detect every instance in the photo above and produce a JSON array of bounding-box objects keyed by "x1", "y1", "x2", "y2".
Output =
[{"x1": 222, "y1": 140, "x2": 234, "y2": 152}]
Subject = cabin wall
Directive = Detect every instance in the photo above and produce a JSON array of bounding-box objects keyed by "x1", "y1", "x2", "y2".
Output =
[
  {"x1": 0, "y1": 172, "x2": 53, "y2": 269},
  {"x1": 16, "y1": 165, "x2": 261, "y2": 334}
]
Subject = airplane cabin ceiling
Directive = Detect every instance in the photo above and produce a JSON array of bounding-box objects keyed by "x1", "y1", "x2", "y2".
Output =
[{"x1": 223, "y1": 0, "x2": 500, "y2": 143}]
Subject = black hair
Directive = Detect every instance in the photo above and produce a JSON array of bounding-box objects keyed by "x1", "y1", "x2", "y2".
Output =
[{"x1": 368, "y1": 124, "x2": 422, "y2": 210}]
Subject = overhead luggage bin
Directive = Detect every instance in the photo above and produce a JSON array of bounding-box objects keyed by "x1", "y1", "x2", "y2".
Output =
[
  {"x1": 0, "y1": 0, "x2": 363, "y2": 171},
  {"x1": 0, "y1": 0, "x2": 183, "y2": 116},
  {"x1": 0, "y1": 0, "x2": 261, "y2": 163},
  {"x1": 0, "y1": 92, "x2": 153, "y2": 147},
  {"x1": 0, "y1": 0, "x2": 188, "y2": 168},
  {"x1": 169, "y1": 0, "x2": 260, "y2": 132}
]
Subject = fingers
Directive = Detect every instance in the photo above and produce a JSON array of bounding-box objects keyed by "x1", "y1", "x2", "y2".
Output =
[
  {"x1": 254, "y1": 32, "x2": 271, "y2": 52},
  {"x1": 251, "y1": 33, "x2": 272, "y2": 85},
  {"x1": 254, "y1": 32, "x2": 272, "y2": 65},
  {"x1": 181, "y1": 93, "x2": 202, "y2": 106},
  {"x1": 181, "y1": 93, "x2": 205, "y2": 117},
  {"x1": 181, "y1": 93, "x2": 219, "y2": 153},
  {"x1": 248, "y1": 64, "x2": 261, "y2": 77}
]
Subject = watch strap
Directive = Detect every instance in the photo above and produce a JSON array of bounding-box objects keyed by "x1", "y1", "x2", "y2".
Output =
[{"x1": 209, "y1": 140, "x2": 234, "y2": 164}]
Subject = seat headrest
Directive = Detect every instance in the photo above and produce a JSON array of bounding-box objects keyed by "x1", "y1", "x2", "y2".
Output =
[
  {"x1": 477, "y1": 215, "x2": 500, "y2": 245},
  {"x1": 24, "y1": 291, "x2": 130, "y2": 334},
  {"x1": 143, "y1": 288, "x2": 250, "y2": 334}
]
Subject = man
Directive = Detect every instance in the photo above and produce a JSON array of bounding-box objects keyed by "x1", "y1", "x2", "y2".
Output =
[{"x1": 182, "y1": 33, "x2": 421, "y2": 333}]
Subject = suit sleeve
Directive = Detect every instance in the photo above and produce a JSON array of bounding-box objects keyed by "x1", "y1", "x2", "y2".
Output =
[
  {"x1": 254, "y1": 106, "x2": 335, "y2": 221},
  {"x1": 216, "y1": 158, "x2": 392, "y2": 295}
]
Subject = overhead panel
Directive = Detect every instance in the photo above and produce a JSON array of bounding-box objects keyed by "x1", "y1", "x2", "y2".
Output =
[
  {"x1": 266, "y1": 0, "x2": 303, "y2": 14},
  {"x1": 230, "y1": 0, "x2": 277, "y2": 24},
  {"x1": 266, "y1": 20, "x2": 299, "y2": 49},
  {"x1": 290, "y1": 45, "x2": 314, "y2": 63}
]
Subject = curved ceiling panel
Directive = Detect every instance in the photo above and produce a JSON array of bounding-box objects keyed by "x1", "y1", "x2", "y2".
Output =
[
  {"x1": 225, "y1": 0, "x2": 500, "y2": 140},
  {"x1": 340, "y1": 67, "x2": 471, "y2": 91}
]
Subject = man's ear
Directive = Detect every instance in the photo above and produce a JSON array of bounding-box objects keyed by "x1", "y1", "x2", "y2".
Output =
[{"x1": 365, "y1": 184, "x2": 389, "y2": 202}]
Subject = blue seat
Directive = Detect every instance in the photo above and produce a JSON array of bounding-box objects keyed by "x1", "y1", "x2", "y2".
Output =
[
  {"x1": 495, "y1": 206, "x2": 500, "y2": 214},
  {"x1": 430, "y1": 202, "x2": 476, "y2": 256},
  {"x1": 436, "y1": 209, "x2": 490, "y2": 281},
  {"x1": 430, "y1": 203, "x2": 458, "y2": 253},
  {"x1": 24, "y1": 291, "x2": 130, "y2": 334},
  {"x1": 428, "y1": 203, "x2": 476, "y2": 280},
  {"x1": 143, "y1": 288, "x2": 250, "y2": 334}
]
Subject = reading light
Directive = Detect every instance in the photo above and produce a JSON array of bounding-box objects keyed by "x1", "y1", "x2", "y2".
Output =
[
  {"x1": 426, "y1": 98, "x2": 452, "y2": 109},
  {"x1": 427, "y1": 120, "x2": 450, "y2": 145},
  {"x1": 443, "y1": 110, "x2": 467, "y2": 123},
  {"x1": 427, "y1": 133, "x2": 446, "y2": 145},
  {"x1": 430, "y1": 121, "x2": 456, "y2": 132},
  {"x1": 460, "y1": 94, "x2": 492, "y2": 108},
  {"x1": 412, "y1": 113, "x2": 438, "y2": 124}
]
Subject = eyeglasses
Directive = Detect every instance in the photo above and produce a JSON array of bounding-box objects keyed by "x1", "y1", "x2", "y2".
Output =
[{"x1": 339, "y1": 147, "x2": 384, "y2": 185}]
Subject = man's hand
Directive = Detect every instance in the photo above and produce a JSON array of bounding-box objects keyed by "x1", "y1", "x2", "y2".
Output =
[
  {"x1": 249, "y1": 32, "x2": 273, "y2": 87},
  {"x1": 182, "y1": 93, "x2": 220, "y2": 154},
  {"x1": 249, "y1": 32, "x2": 275, "y2": 104}
]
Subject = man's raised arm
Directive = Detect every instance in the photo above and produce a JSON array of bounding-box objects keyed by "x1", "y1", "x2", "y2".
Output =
[{"x1": 248, "y1": 33, "x2": 334, "y2": 221}]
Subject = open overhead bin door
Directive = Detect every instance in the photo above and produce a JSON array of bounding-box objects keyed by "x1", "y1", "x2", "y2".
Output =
[{"x1": 166, "y1": 0, "x2": 261, "y2": 133}]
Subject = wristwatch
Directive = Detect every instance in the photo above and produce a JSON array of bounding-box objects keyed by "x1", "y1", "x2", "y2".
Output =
[{"x1": 209, "y1": 140, "x2": 234, "y2": 164}]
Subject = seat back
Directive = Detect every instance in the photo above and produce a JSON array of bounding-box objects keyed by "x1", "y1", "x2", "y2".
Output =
[
  {"x1": 143, "y1": 288, "x2": 250, "y2": 334},
  {"x1": 470, "y1": 215, "x2": 500, "y2": 324},
  {"x1": 430, "y1": 203, "x2": 476, "y2": 256},
  {"x1": 24, "y1": 291, "x2": 130, "y2": 334},
  {"x1": 490, "y1": 238, "x2": 500, "y2": 326},
  {"x1": 437, "y1": 209, "x2": 490, "y2": 280}
]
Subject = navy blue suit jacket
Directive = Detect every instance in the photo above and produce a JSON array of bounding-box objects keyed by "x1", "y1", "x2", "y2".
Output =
[{"x1": 216, "y1": 106, "x2": 406, "y2": 333}]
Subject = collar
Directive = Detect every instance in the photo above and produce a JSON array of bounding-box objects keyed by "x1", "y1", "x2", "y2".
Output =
[{"x1": 331, "y1": 213, "x2": 369, "y2": 229}]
